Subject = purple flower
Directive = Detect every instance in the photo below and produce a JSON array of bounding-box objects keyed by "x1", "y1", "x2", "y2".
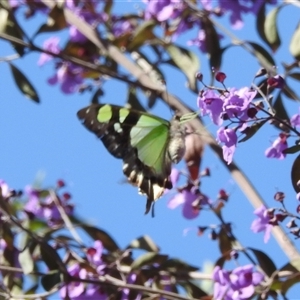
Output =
[
  {"x1": 222, "y1": 87, "x2": 257, "y2": 128},
  {"x1": 121, "y1": 273, "x2": 142, "y2": 300},
  {"x1": 60, "y1": 264, "x2": 85, "y2": 299},
  {"x1": 86, "y1": 240, "x2": 106, "y2": 274},
  {"x1": 267, "y1": 75, "x2": 285, "y2": 89},
  {"x1": 265, "y1": 133, "x2": 288, "y2": 160},
  {"x1": 48, "y1": 63, "x2": 84, "y2": 94},
  {"x1": 197, "y1": 90, "x2": 224, "y2": 125},
  {"x1": 24, "y1": 186, "x2": 44, "y2": 219},
  {"x1": 216, "y1": 127, "x2": 237, "y2": 164},
  {"x1": 24, "y1": 185, "x2": 74, "y2": 225},
  {"x1": 61, "y1": 241, "x2": 107, "y2": 300},
  {"x1": 167, "y1": 188, "x2": 208, "y2": 219},
  {"x1": 112, "y1": 19, "x2": 135, "y2": 37},
  {"x1": 213, "y1": 264, "x2": 264, "y2": 300},
  {"x1": 251, "y1": 205, "x2": 272, "y2": 243},
  {"x1": 290, "y1": 108, "x2": 300, "y2": 128},
  {"x1": 0, "y1": 180, "x2": 11, "y2": 197},
  {"x1": 38, "y1": 37, "x2": 61, "y2": 66},
  {"x1": 144, "y1": 0, "x2": 185, "y2": 22}
]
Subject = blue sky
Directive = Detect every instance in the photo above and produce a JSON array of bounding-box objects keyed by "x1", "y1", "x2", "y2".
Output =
[{"x1": 1, "y1": 1, "x2": 300, "y2": 297}]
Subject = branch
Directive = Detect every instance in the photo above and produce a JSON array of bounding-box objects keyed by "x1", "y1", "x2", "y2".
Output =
[{"x1": 4, "y1": 1, "x2": 300, "y2": 261}]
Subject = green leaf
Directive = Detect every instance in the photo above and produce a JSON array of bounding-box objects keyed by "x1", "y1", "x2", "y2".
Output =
[
  {"x1": 160, "y1": 258, "x2": 199, "y2": 273},
  {"x1": 0, "y1": 9, "x2": 25, "y2": 55},
  {"x1": 282, "y1": 84, "x2": 300, "y2": 101},
  {"x1": 201, "y1": 16, "x2": 222, "y2": 71},
  {"x1": 18, "y1": 246, "x2": 34, "y2": 274},
  {"x1": 273, "y1": 93, "x2": 290, "y2": 131},
  {"x1": 34, "y1": 4, "x2": 67, "y2": 37},
  {"x1": 283, "y1": 145, "x2": 300, "y2": 154},
  {"x1": 40, "y1": 242, "x2": 66, "y2": 272},
  {"x1": 247, "y1": 41, "x2": 276, "y2": 67},
  {"x1": 127, "y1": 235, "x2": 159, "y2": 252},
  {"x1": 179, "y1": 281, "x2": 207, "y2": 298},
  {"x1": 263, "y1": 6, "x2": 281, "y2": 51},
  {"x1": 281, "y1": 258, "x2": 300, "y2": 273},
  {"x1": 218, "y1": 227, "x2": 233, "y2": 259},
  {"x1": 131, "y1": 252, "x2": 168, "y2": 270},
  {"x1": 81, "y1": 225, "x2": 119, "y2": 252},
  {"x1": 239, "y1": 119, "x2": 268, "y2": 143},
  {"x1": 9, "y1": 63, "x2": 40, "y2": 103},
  {"x1": 126, "y1": 87, "x2": 146, "y2": 112},
  {"x1": 104, "y1": 0, "x2": 113, "y2": 14},
  {"x1": 41, "y1": 271, "x2": 62, "y2": 291},
  {"x1": 127, "y1": 20, "x2": 156, "y2": 51},
  {"x1": 248, "y1": 248, "x2": 277, "y2": 277},
  {"x1": 291, "y1": 154, "x2": 300, "y2": 193},
  {"x1": 282, "y1": 276, "x2": 300, "y2": 296},
  {"x1": 290, "y1": 23, "x2": 300, "y2": 59},
  {"x1": 289, "y1": 72, "x2": 300, "y2": 81},
  {"x1": 166, "y1": 44, "x2": 200, "y2": 93},
  {"x1": 256, "y1": 3, "x2": 267, "y2": 45}
]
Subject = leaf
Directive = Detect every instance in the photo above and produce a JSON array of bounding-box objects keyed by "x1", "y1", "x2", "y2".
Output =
[
  {"x1": 9, "y1": 63, "x2": 40, "y2": 103},
  {"x1": 283, "y1": 145, "x2": 300, "y2": 154},
  {"x1": 81, "y1": 225, "x2": 119, "y2": 252},
  {"x1": 282, "y1": 84, "x2": 300, "y2": 101},
  {"x1": 218, "y1": 227, "x2": 232, "y2": 259},
  {"x1": 104, "y1": 0, "x2": 113, "y2": 14},
  {"x1": 248, "y1": 248, "x2": 277, "y2": 277},
  {"x1": 131, "y1": 252, "x2": 168, "y2": 270},
  {"x1": 126, "y1": 87, "x2": 146, "y2": 112},
  {"x1": 239, "y1": 119, "x2": 268, "y2": 143},
  {"x1": 127, "y1": 20, "x2": 156, "y2": 51},
  {"x1": 273, "y1": 93, "x2": 290, "y2": 130},
  {"x1": 160, "y1": 258, "x2": 199, "y2": 273},
  {"x1": 0, "y1": 9, "x2": 25, "y2": 55},
  {"x1": 127, "y1": 235, "x2": 159, "y2": 252},
  {"x1": 281, "y1": 275, "x2": 300, "y2": 296},
  {"x1": 281, "y1": 258, "x2": 300, "y2": 273},
  {"x1": 263, "y1": 6, "x2": 281, "y2": 51},
  {"x1": 166, "y1": 44, "x2": 200, "y2": 93},
  {"x1": 18, "y1": 246, "x2": 34, "y2": 274},
  {"x1": 201, "y1": 17, "x2": 222, "y2": 71},
  {"x1": 41, "y1": 271, "x2": 62, "y2": 291},
  {"x1": 40, "y1": 242, "x2": 66, "y2": 272},
  {"x1": 256, "y1": 3, "x2": 267, "y2": 45},
  {"x1": 290, "y1": 23, "x2": 300, "y2": 59},
  {"x1": 291, "y1": 154, "x2": 300, "y2": 193},
  {"x1": 289, "y1": 72, "x2": 300, "y2": 81},
  {"x1": 34, "y1": 4, "x2": 67, "y2": 36},
  {"x1": 179, "y1": 281, "x2": 207, "y2": 298},
  {"x1": 247, "y1": 41, "x2": 275, "y2": 67}
]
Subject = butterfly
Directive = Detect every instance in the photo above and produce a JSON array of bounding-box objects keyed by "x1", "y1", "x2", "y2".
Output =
[{"x1": 77, "y1": 104, "x2": 186, "y2": 214}]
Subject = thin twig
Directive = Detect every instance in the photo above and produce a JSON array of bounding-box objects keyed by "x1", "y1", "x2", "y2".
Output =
[{"x1": 50, "y1": 190, "x2": 84, "y2": 246}]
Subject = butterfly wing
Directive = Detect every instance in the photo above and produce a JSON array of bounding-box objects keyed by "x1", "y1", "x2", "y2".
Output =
[{"x1": 77, "y1": 104, "x2": 173, "y2": 214}]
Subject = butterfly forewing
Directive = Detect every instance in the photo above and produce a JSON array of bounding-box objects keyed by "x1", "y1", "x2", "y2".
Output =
[{"x1": 77, "y1": 104, "x2": 181, "y2": 214}]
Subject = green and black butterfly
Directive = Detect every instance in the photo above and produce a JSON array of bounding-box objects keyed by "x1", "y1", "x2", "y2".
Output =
[{"x1": 77, "y1": 104, "x2": 187, "y2": 214}]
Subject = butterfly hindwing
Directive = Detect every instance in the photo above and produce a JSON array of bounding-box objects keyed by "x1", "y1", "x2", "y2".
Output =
[{"x1": 78, "y1": 104, "x2": 182, "y2": 214}]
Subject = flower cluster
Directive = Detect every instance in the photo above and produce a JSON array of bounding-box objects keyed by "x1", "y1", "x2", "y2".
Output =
[
  {"x1": 60, "y1": 240, "x2": 108, "y2": 299},
  {"x1": 197, "y1": 86, "x2": 257, "y2": 164},
  {"x1": 213, "y1": 264, "x2": 264, "y2": 300},
  {"x1": 24, "y1": 180, "x2": 74, "y2": 226}
]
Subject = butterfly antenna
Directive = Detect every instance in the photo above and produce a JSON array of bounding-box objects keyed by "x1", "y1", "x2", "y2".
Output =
[{"x1": 160, "y1": 79, "x2": 173, "y2": 117}]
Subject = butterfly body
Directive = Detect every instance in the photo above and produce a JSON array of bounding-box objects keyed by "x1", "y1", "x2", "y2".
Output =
[{"x1": 77, "y1": 104, "x2": 186, "y2": 214}]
